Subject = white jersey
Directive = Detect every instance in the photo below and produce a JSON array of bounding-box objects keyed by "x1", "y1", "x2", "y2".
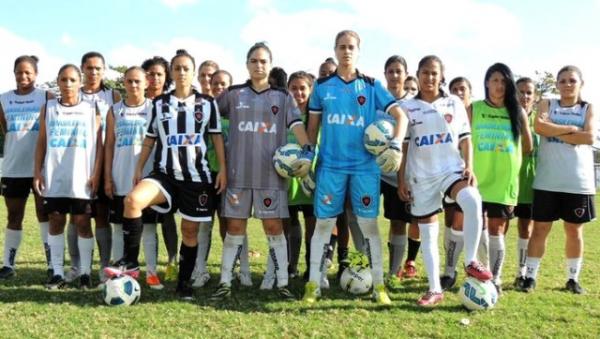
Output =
[
  {"x1": 400, "y1": 94, "x2": 470, "y2": 181},
  {"x1": 43, "y1": 98, "x2": 98, "y2": 199},
  {"x1": 81, "y1": 87, "x2": 116, "y2": 141},
  {"x1": 0, "y1": 88, "x2": 47, "y2": 177},
  {"x1": 533, "y1": 100, "x2": 595, "y2": 194},
  {"x1": 378, "y1": 94, "x2": 413, "y2": 187},
  {"x1": 111, "y1": 99, "x2": 154, "y2": 196}
]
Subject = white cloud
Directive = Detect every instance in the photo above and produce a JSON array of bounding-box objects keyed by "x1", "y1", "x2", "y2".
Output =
[
  {"x1": 60, "y1": 33, "x2": 74, "y2": 46},
  {"x1": 159, "y1": 0, "x2": 198, "y2": 10}
]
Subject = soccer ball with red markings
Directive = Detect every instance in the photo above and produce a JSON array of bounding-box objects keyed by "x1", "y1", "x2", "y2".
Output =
[
  {"x1": 364, "y1": 120, "x2": 394, "y2": 155},
  {"x1": 273, "y1": 143, "x2": 302, "y2": 178}
]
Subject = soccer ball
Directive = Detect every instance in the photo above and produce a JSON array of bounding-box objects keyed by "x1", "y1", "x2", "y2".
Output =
[
  {"x1": 102, "y1": 275, "x2": 141, "y2": 306},
  {"x1": 363, "y1": 119, "x2": 394, "y2": 155},
  {"x1": 273, "y1": 143, "x2": 302, "y2": 178},
  {"x1": 340, "y1": 266, "x2": 373, "y2": 295},
  {"x1": 459, "y1": 277, "x2": 498, "y2": 311}
]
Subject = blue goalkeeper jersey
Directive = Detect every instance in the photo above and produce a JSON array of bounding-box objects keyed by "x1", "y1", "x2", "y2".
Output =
[{"x1": 308, "y1": 71, "x2": 397, "y2": 174}]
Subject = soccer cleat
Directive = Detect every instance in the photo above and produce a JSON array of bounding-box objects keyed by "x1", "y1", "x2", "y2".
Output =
[
  {"x1": 164, "y1": 262, "x2": 178, "y2": 282},
  {"x1": 565, "y1": 279, "x2": 585, "y2": 294},
  {"x1": 238, "y1": 271, "x2": 253, "y2": 287},
  {"x1": 192, "y1": 271, "x2": 211, "y2": 288},
  {"x1": 517, "y1": 277, "x2": 536, "y2": 293},
  {"x1": 104, "y1": 259, "x2": 140, "y2": 279},
  {"x1": 146, "y1": 272, "x2": 164, "y2": 290},
  {"x1": 46, "y1": 275, "x2": 67, "y2": 290},
  {"x1": 385, "y1": 273, "x2": 402, "y2": 291},
  {"x1": 494, "y1": 282, "x2": 503, "y2": 296},
  {"x1": 337, "y1": 261, "x2": 349, "y2": 281},
  {"x1": 320, "y1": 274, "x2": 330, "y2": 290},
  {"x1": 302, "y1": 281, "x2": 320, "y2": 303},
  {"x1": 417, "y1": 291, "x2": 444, "y2": 307},
  {"x1": 46, "y1": 269, "x2": 54, "y2": 283},
  {"x1": 402, "y1": 260, "x2": 417, "y2": 279},
  {"x1": 465, "y1": 261, "x2": 493, "y2": 281},
  {"x1": 372, "y1": 284, "x2": 392, "y2": 305},
  {"x1": 176, "y1": 280, "x2": 194, "y2": 301},
  {"x1": 64, "y1": 267, "x2": 80, "y2": 283},
  {"x1": 79, "y1": 274, "x2": 92, "y2": 290},
  {"x1": 440, "y1": 272, "x2": 457, "y2": 291},
  {"x1": 210, "y1": 283, "x2": 232, "y2": 301},
  {"x1": 98, "y1": 269, "x2": 108, "y2": 286},
  {"x1": 260, "y1": 272, "x2": 276, "y2": 290},
  {"x1": 278, "y1": 286, "x2": 296, "y2": 300},
  {"x1": 0, "y1": 266, "x2": 16, "y2": 279},
  {"x1": 513, "y1": 276, "x2": 525, "y2": 289}
]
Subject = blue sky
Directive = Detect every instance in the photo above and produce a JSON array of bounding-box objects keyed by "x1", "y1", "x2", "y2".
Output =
[{"x1": 1, "y1": 0, "x2": 599, "y2": 102}]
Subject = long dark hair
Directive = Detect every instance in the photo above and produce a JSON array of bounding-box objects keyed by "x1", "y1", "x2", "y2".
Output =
[
  {"x1": 141, "y1": 56, "x2": 171, "y2": 91},
  {"x1": 484, "y1": 63, "x2": 521, "y2": 141}
]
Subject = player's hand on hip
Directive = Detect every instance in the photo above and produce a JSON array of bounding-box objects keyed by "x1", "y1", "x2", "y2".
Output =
[
  {"x1": 376, "y1": 139, "x2": 402, "y2": 173},
  {"x1": 215, "y1": 170, "x2": 227, "y2": 194}
]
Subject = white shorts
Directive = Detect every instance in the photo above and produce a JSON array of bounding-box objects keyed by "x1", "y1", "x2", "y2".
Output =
[{"x1": 409, "y1": 172, "x2": 463, "y2": 218}]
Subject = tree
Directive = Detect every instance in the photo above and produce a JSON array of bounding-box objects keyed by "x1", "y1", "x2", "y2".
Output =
[
  {"x1": 534, "y1": 70, "x2": 558, "y2": 99},
  {"x1": 104, "y1": 65, "x2": 127, "y2": 97}
]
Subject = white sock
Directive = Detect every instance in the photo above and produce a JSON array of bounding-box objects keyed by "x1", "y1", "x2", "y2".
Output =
[
  {"x1": 67, "y1": 223, "x2": 80, "y2": 270},
  {"x1": 444, "y1": 229, "x2": 463, "y2": 278},
  {"x1": 39, "y1": 222, "x2": 51, "y2": 269},
  {"x1": 419, "y1": 222, "x2": 441, "y2": 293},
  {"x1": 220, "y1": 233, "x2": 244, "y2": 286},
  {"x1": 239, "y1": 235, "x2": 250, "y2": 275},
  {"x1": 309, "y1": 218, "x2": 336, "y2": 284},
  {"x1": 268, "y1": 233, "x2": 289, "y2": 287},
  {"x1": 389, "y1": 234, "x2": 407, "y2": 276},
  {"x1": 456, "y1": 186, "x2": 483, "y2": 265},
  {"x1": 48, "y1": 233, "x2": 65, "y2": 277},
  {"x1": 194, "y1": 222, "x2": 212, "y2": 275},
  {"x1": 264, "y1": 250, "x2": 275, "y2": 277},
  {"x1": 566, "y1": 258, "x2": 582, "y2": 282},
  {"x1": 3, "y1": 229, "x2": 22, "y2": 268},
  {"x1": 517, "y1": 238, "x2": 529, "y2": 277},
  {"x1": 111, "y1": 224, "x2": 124, "y2": 261},
  {"x1": 525, "y1": 257, "x2": 541, "y2": 280},
  {"x1": 489, "y1": 234, "x2": 505, "y2": 284},
  {"x1": 478, "y1": 229, "x2": 490, "y2": 269},
  {"x1": 443, "y1": 226, "x2": 452, "y2": 252},
  {"x1": 142, "y1": 223, "x2": 158, "y2": 274},
  {"x1": 356, "y1": 216, "x2": 384, "y2": 286},
  {"x1": 78, "y1": 236, "x2": 94, "y2": 275}
]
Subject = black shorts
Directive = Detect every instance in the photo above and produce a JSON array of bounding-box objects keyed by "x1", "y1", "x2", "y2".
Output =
[
  {"x1": 288, "y1": 204, "x2": 314, "y2": 219},
  {"x1": 514, "y1": 203, "x2": 532, "y2": 220},
  {"x1": 210, "y1": 171, "x2": 221, "y2": 215},
  {"x1": 380, "y1": 180, "x2": 412, "y2": 223},
  {"x1": 1, "y1": 177, "x2": 33, "y2": 199},
  {"x1": 43, "y1": 197, "x2": 92, "y2": 215},
  {"x1": 482, "y1": 202, "x2": 514, "y2": 219},
  {"x1": 532, "y1": 189, "x2": 595, "y2": 224},
  {"x1": 109, "y1": 196, "x2": 164, "y2": 224},
  {"x1": 143, "y1": 172, "x2": 215, "y2": 222},
  {"x1": 94, "y1": 172, "x2": 111, "y2": 204}
]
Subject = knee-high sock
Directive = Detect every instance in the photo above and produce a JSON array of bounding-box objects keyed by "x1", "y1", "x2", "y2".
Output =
[
  {"x1": 194, "y1": 222, "x2": 212, "y2": 275},
  {"x1": 220, "y1": 233, "x2": 244, "y2": 285},
  {"x1": 444, "y1": 229, "x2": 463, "y2": 277},
  {"x1": 239, "y1": 235, "x2": 250, "y2": 275},
  {"x1": 489, "y1": 235, "x2": 505, "y2": 284},
  {"x1": 407, "y1": 237, "x2": 421, "y2": 262},
  {"x1": 517, "y1": 238, "x2": 529, "y2": 277},
  {"x1": 67, "y1": 223, "x2": 79, "y2": 270},
  {"x1": 268, "y1": 233, "x2": 289, "y2": 287},
  {"x1": 309, "y1": 218, "x2": 336, "y2": 283},
  {"x1": 78, "y1": 236, "x2": 94, "y2": 275},
  {"x1": 123, "y1": 217, "x2": 143, "y2": 265},
  {"x1": 478, "y1": 229, "x2": 490, "y2": 269},
  {"x1": 142, "y1": 223, "x2": 158, "y2": 274},
  {"x1": 39, "y1": 222, "x2": 51, "y2": 269},
  {"x1": 419, "y1": 222, "x2": 442, "y2": 293},
  {"x1": 346, "y1": 211, "x2": 365, "y2": 254},
  {"x1": 389, "y1": 234, "x2": 407, "y2": 276},
  {"x1": 566, "y1": 258, "x2": 582, "y2": 282},
  {"x1": 111, "y1": 223, "x2": 124, "y2": 262},
  {"x1": 288, "y1": 217, "x2": 302, "y2": 274},
  {"x1": 178, "y1": 243, "x2": 198, "y2": 283},
  {"x1": 95, "y1": 227, "x2": 111, "y2": 268},
  {"x1": 48, "y1": 233, "x2": 65, "y2": 277},
  {"x1": 356, "y1": 217, "x2": 384, "y2": 285},
  {"x1": 161, "y1": 214, "x2": 178, "y2": 263},
  {"x1": 3, "y1": 229, "x2": 22, "y2": 268},
  {"x1": 443, "y1": 226, "x2": 452, "y2": 252},
  {"x1": 264, "y1": 249, "x2": 275, "y2": 277},
  {"x1": 456, "y1": 186, "x2": 483, "y2": 266}
]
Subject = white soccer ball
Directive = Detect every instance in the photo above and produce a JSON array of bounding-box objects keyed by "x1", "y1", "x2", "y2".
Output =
[
  {"x1": 363, "y1": 119, "x2": 394, "y2": 155},
  {"x1": 102, "y1": 275, "x2": 141, "y2": 306},
  {"x1": 340, "y1": 266, "x2": 373, "y2": 295},
  {"x1": 459, "y1": 277, "x2": 498, "y2": 311},
  {"x1": 273, "y1": 143, "x2": 302, "y2": 178}
]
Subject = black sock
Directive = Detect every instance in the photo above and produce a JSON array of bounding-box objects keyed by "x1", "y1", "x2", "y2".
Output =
[
  {"x1": 161, "y1": 214, "x2": 179, "y2": 263},
  {"x1": 337, "y1": 246, "x2": 348, "y2": 264},
  {"x1": 123, "y1": 217, "x2": 143, "y2": 265},
  {"x1": 326, "y1": 234, "x2": 338, "y2": 261},
  {"x1": 178, "y1": 243, "x2": 198, "y2": 283},
  {"x1": 407, "y1": 238, "x2": 421, "y2": 262}
]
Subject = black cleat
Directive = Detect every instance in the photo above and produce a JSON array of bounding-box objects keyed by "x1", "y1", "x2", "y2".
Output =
[
  {"x1": 176, "y1": 280, "x2": 195, "y2": 301},
  {"x1": 79, "y1": 274, "x2": 92, "y2": 290},
  {"x1": 0, "y1": 266, "x2": 15, "y2": 279},
  {"x1": 513, "y1": 276, "x2": 525, "y2": 289},
  {"x1": 46, "y1": 275, "x2": 67, "y2": 290},
  {"x1": 517, "y1": 277, "x2": 536, "y2": 293},
  {"x1": 277, "y1": 286, "x2": 296, "y2": 300},
  {"x1": 440, "y1": 272, "x2": 457, "y2": 291},
  {"x1": 210, "y1": 283, "x2": 232, "y2": 301},
  {"x1": 565, "y1": 279, "x2": 585, "y2": 294}
]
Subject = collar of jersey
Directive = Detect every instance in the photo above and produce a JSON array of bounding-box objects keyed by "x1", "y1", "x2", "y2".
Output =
[
  {"x1": 242, "y1": 80, "x2": 272, "y2": 95},
  {"x1": 333, "y1": 69, "x2": 365, "y2": 85},
  {"x1": 415, "y1": 88, "x2": 448, "y2": 102}
]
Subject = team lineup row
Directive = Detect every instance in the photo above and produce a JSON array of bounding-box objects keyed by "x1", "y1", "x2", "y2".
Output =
[{"x1": 0, "y1": 30, "x2": 595, "y2": 307}]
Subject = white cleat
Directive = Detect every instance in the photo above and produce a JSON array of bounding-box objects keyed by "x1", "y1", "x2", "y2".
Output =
[
  {"x1": 260, "y1": 272, "x2": 276, "y2": 290},
  {"x1": 64, "y1": 267, "x2": 80, "y2": 283},
  {"x1": 192, "y1": 271, "x2": 211, "y2": 288},
  {"x1": 238, "y1": 271, "x2": 253, "y2": 287}
]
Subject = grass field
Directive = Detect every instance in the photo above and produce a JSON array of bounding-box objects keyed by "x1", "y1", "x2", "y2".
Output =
[{"x1": 0, "y1": 197, "x2": 599, "y2": 338}]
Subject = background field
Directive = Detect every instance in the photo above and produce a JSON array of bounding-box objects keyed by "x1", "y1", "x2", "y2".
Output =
[{"x1": 0, "y1": 197, "x2": 599, "y2": 338}]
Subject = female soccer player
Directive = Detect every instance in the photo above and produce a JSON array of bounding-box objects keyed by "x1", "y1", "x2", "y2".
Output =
[
  {"x1": 303, "y1": 30, "x2": 408, "y2": 305},
  {"x1": 520, "y1": 66, "x2": 595, "y2": 294},
  {"x1": 34, "y1": 64, "x2": 103, "y2": 289},
  {"x1": 197, "y1": 60, "x2": 219, "y2": 96},
  {"x1": 0, "y1": 55, "x2": 53, "y2": 280},
  {"x1": 104, "y1": 67, "x2": 164, "y2": 290},
  {"x1": 318, "y1": 58, "x2": 337, "y2": 78},
  {"x1": 108, "y1": 49, "x2": 226, "y2": 300},
  {"x1": 470, "y1": 63, "x2": 532, "y2": 294},
  {"x1": 211, "y1": 42, "x2": 314, "y2": 301},
  {"x1": 398, "y1": 55, "x2": 492, "y2": 306},
  {"x1": 404, "y1": 75, "x2": 419, "y2": 97}
]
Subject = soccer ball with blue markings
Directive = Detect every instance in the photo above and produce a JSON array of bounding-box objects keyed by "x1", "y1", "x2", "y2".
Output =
[
  {"x1": 459, "y1": 277, "x2": 498, "y2": 311},
  {"x1": 102, "y1": 275, "x2": 141, "y2": 306},
  {"x1": 273, "y1": 143, "x2": 302, "y2": 178},
  {"x1": 363, "y1": 119, "x2": 394, "y2": 155}
]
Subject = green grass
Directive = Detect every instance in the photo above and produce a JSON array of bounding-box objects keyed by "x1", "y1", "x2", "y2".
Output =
[{"x1": 1, "y1": 197, "x2": 599, "y2": 338}]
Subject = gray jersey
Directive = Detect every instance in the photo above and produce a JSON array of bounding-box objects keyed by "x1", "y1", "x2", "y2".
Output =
[
  {"x1": 0, "y1": 88, "x2": 47, "y2": 177},
  {"x1": 533, "y1": 99, "x2": 595, "y2": 194},
  {"x1": 217, "y1": 82, "x2": 303, "y2": 190}
]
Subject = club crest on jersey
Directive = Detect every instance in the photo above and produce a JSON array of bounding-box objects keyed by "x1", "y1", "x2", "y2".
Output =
[
  {"x1": 263, "y1": 197, "x2": 273, "y2": 208},
  {"x1": 361, "y1": 195, "x2": 372, "y2": 207},
  {"x1": 199, "y1": 193, "x2": 208, "y2": 207},
  {"x1": 327, "y1": 113, "x2": 365, "y2": 127},
  {"x1": 271, "y1": 105, "x2": 279, "y2": 115},
  {"x1": 444, "y1": 114, "x2": 453, "y2": 123},
  {"x1": 357, "y1": 95, "x2": 366, "y2": 106},
  {"x1": 574, "y1": 208, "x2": 585, "y2": 218},
  {"x1": 414, "y1": 133, "x2": 453, "y2": 147},
  {"x1": 194, "y1": 110, "x2": 203, "y2": 123},
  {"x1": 238, "y1": 121, "x2": 277, "y2": 134}
]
